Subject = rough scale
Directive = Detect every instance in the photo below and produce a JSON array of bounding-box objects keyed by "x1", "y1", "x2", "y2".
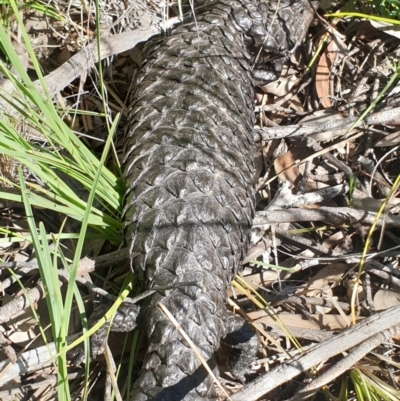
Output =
[{"x1": 122, "y1": 1, "x2": 313, "y2": 399}]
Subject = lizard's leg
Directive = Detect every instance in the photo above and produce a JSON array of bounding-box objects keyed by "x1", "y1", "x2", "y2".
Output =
[
  {"x1": 90, "y1": 301, "x2": 141, "y2": 358},
  {"x1": 68, "y1": 301, "x2": 141, "y2": 365},
  {"x1": 224, "y1": 313, "x2": 260, "y2": 383},
  {"x1": 71, "y1": 279, "x2": 203, "y2": 363}
]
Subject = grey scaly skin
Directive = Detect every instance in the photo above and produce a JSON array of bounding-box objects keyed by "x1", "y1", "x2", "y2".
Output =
[{"x1": 118, "y1": 0, "x2": 314, "y2": 399}]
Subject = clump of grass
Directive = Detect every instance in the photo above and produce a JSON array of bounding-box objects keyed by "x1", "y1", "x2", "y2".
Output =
[
  {"x1": 0, "y1": 8, "x2": 122, "y2": 242},
  {"x1": 371, "y1": 0, "x2": 400, "y2": 19},
  {"x1": 350, "y1": 367, "x2": 400, "y2": 401},
  {"x1": 0, "y1": 1, "x2": 124, "y2": 399},
  {"x1": 326, "y1": 0, "x2": 400, "y2": 24},
  {"x1": 0, "y1": 0, "x2": 66, "y2": 26}
]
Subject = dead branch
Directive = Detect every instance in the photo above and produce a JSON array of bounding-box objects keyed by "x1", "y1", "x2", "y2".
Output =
[
  {"x1": 42, "y1": 17, "x2": 182, "y2": 97},
  {"x1": 42, "y1": 27, "x2": 159, "y2": 97},
  {"x1": 254, "y1": 206, "x2": 400, "y2": 229},
  {"x1": 0, "y1": 250, "x2": 128, "y2": 324},
  {"x1": 231, "y1": 305, "x2": 400, "y2": 401},
  {"x1": 254, "y1": 106, "x2": 400, "y2": 141},
  {"x1": 0, "y1": 333, "x2": 80, "y2": 388},
  {"x1": 0, "y1": 283, "x2": 44, "y2": 324},
  {"x1": 289, "y1": 324, "x2": 400, "y2": 401},
  {"x1": 0, "y1": 17, "x2": 180, "y2": 114}
]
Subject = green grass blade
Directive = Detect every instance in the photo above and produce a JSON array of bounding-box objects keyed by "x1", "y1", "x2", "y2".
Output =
[{"x1": 19, "y1": 168, "x2": 70, "y2": 400}]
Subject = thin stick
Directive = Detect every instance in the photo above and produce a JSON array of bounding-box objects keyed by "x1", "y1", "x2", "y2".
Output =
[{"x1": 231, "y1": 305, "x2": 400, "y2": 401}]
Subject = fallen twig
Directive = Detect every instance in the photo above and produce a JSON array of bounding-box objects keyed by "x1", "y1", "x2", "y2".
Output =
[
  {"x1": 289, "y1": 324, "x2": 400, "y2": 401},
  {"x1": 254, "y1": 206, "x2": 400, "y2": 229},
  {"x1": 42, "y1": 27, "x2": 160, "y2": 97},
  {"x1": 40, "y1": 17, "x2": 182, "y2": 97},
  {"x1": 0, "y1": 17, "x2": 180, "y2": 113},
  {"x1": 0, "y1": 250, "x2": 128, "y2": 324},
  {"x1": 0, "y1": 333, "x2": 80, "y2": 387},
  {"x1": 254, "y1": 106, "x2": 400, "y2": 141},
  {"x1": 231, "y1": 305, "x2": 400, "y2": 401}
]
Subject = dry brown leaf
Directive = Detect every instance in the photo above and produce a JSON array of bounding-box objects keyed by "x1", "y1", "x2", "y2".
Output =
[
  {"x1": 316, "y1": 40, "x2": 338, "y2": 108},
  {"x1": 370, "y1": 20, "x2": 400, "y2": 39},
  {"x1": 352, "y1": 188, "x2": 400, "y2": 212},
  {"x1": 5, "y1": 294, "x2": 37, "y2": 347},
  {"x1": 375, "y1": 131, "x2": 400, "y2": 147},
  {"x1": 274, "y1": 152, "x2": 301, "y2": 185},
  {"x1": 299, "y1": 263, "x2": 348, "y2": 293},
  {"x1": 297, "y1": 263, "x2": 348, "y2": 313},
  {"x1": 374, "y1": 289, "x2": 400, "y2": 311},
  {"x1": 322, "y1": 231, "x2": 353, "y2": 254},
  {"x1": 322, "y1": 231, "x2": 345, "y2": 250},
  {"x1": 226, "y1": 271, "x2": 278, "y2": 298},
  {"x1": 261, "y1": 74, "x2": 298, "y2": 97},
  {"x1": 288, "y1": 95, "x2": 304, "y2": 112}
]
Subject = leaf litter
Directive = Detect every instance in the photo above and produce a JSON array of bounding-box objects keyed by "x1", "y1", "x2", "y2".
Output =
[{"x1": 0, "y1": 1, "x2": 400, "y2": 400}]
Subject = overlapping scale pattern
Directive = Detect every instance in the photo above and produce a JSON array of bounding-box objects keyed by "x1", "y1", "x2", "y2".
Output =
[{"x1": 123, "y1": 0, "x2": 312, "y2": 399}]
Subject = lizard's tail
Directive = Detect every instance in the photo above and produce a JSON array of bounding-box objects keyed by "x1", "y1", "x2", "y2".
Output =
[{"x1": 131, "y1": 268, "x2": 228, "y2": 400}]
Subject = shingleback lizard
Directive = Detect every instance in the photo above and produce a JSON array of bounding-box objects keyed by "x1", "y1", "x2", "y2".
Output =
[{"x1": 107, "y1": 1, "x2": 313, "y2": 399}]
